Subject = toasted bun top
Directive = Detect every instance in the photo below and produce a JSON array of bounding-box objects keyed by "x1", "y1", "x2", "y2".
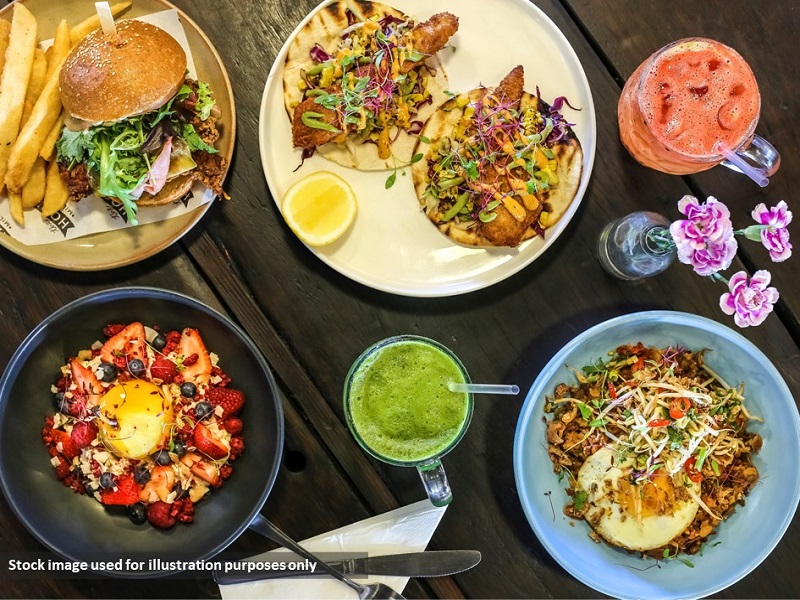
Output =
[{"x1": 59, "y1": 19, "x2": 187, "y2": 124}]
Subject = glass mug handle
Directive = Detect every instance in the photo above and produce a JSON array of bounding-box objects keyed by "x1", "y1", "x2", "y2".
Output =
[
  {"x1": 417, "y1": 459, "x2": 453, "y2": 506},
  {"x1": 722, "y1": 134, "x2": 781, "y2": 177}
]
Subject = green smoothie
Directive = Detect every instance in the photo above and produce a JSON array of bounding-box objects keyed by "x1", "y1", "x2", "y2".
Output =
[{"x1": 346, "y1": 338, "x2": 471, "y2": 464}]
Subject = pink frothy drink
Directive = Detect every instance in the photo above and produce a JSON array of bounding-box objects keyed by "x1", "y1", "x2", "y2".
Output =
[{"x1": 618, "y1": 38, "x2": 775, "y2": 176}]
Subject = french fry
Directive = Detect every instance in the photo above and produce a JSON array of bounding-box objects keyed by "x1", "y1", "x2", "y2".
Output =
[
  {"x1": 70, "y1": 1, "x2": 132, "y2": 45},
  {"x1": 45, "y1": 19, "x2": 70, "y2": 81},
  {"x1": 40, "y1": 110, "x2": 65, "y2": 161},
  {"x1": 0, "y1": 19, "x2": 11, "y2": 77},
  {"x1": 41, "y1": 158, "x2": 69, "y2": 218},
  {"x1": 8, "y1": 189, "x2": 24, "y2": 226},
  {"x1": 0, "y1": 4, "x2": 38, "y2": 193},
  {"x1": 4, "y1": 52, "x2": 68, "y2": 192},
  {"x1": 21, "y1": 156, "x2": 46, "y2": 209},
  {"x1": 21, "y1": 47, "x2": 47, "y2": 127}
]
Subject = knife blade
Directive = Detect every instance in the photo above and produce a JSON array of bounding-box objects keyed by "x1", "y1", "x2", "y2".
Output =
[{"x1": 213, "y1": 550, "x2": 481, "y2": 585}]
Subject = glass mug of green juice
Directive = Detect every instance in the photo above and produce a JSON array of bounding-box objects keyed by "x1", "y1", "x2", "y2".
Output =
[{"x1": 343, "y1": 335, "x2": 473, "y2": 507}]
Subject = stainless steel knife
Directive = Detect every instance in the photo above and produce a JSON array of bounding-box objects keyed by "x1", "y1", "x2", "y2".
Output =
[{"x1": 213, "y1": 550, "x2": 481, "y2": 585}]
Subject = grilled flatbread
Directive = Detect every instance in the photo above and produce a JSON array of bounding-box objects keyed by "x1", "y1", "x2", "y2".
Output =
[
  {"x1": 412, "y1": 66, "x2": 583, "y2": 247},
  {"x1": 283, "y1": 1, "x2": 457, "y2": 170}
]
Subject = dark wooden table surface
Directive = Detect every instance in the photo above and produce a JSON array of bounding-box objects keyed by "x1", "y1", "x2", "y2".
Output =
[{"x1": 1, "y1": 0, "x2": 799, "y2": 598}]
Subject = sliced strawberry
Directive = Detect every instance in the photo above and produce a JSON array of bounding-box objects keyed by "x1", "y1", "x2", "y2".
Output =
[
  {"x1": 70, "y1": 421, "x2": 98, "y2": 449},
  {"x1": 100, "y1": 474, "x2": 141, "y2": 506},
  {"x1": 51, "y1": 428, "x2": 79, "y2": 459},
  {"x1": 193, "y1": 422, "x2": 228, "y2": 460},
  {"x1": 69, "y1": 359, "x2": 104, "y2": 409},
  {"x1": 100, "y1": 322, "x2": 147, "y2": 365},
  {"x1": 177, "y1": 328, "x2": 212, "y2": 384},
  {"x1": 205, "y1": 387, "x2": 244, "y2": 418},
  {"x1": 150, "y1": 358, "x2": 178, "y2": 383},
  {"x1": 147, "y1": 501, "x2": 177, "y2": 529}
]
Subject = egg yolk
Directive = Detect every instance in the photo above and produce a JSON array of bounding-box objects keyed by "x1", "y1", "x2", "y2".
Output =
[
  {"x1": 616, "y1": 471, "x2": 676, "y2": 518},
  {"x1": 97, "y1": 380, "x2": 173, "y2": 460}
]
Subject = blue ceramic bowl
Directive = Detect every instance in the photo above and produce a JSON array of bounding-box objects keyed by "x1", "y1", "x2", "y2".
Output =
[
  {"x1": 514, "y1": 311, "x2": 799, "y2": 599},
  {"x1": 0, "y1": 288, "x2": 284, "y2": 577}
]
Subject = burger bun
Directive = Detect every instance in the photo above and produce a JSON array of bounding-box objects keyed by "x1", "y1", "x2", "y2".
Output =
[{"x1": 59, "y1": 19, "x2": 187, "y2": 124}]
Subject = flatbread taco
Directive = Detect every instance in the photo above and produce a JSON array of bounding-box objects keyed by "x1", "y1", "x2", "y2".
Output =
[
  {"x1": 412, "y1": 66, "x2": 583, "y2": 247},
  {"x1": 283, "y1": 0, "x2": 458, "y2": 170}
]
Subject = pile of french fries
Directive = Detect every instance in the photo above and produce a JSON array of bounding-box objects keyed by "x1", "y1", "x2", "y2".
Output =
[{"x1": 0, "y1": 1, "x2": 131, "y2": 226}]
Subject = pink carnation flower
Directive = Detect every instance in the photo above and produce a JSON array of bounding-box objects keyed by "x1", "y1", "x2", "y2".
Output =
[
  {"x1": 719, "y1": 270, "x2": 780, "y2": 328},
  {"x1": 669, "y1": 196, "x2": 737, "y2": 276},
  {"x1": 752, "y1": 201, "x2": 793, "y2": 262}
]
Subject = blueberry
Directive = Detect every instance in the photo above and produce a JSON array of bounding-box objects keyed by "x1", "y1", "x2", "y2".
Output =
[
  {"x1": 173, "y1": 441, "x2": 187, "y2": 458},
  {"x1": 53, "y1": 392, "x2": 65, "y2": 410},
  {"x1": 153, "y1": 449, "x2": 172, "y2": 465},
  {"x1": 180, "y1": 382, "x2": 197, "y2": 398},
  {"x1": 127, "y1": 358, "x2": 145, "y2": 377},
  {"x1": 99, "y1": 472, "x2": 114, "y2": 489},
  {"x1": 194, "y1": 401, "x2": 213, "y2": 420},
  {"x1": 127, "y1": 503, "x2": 147, "y2": 525},
  {"x1": 151, "y1": 333, "x2": 167, "y2": 351},
  {"x1": 174, "y1": 485, "x2": 188, "y2": 500},
  {"x1": 133, "y1": 465, "x2": 151, "y2": 485},
  {"x1": 98, "y1": 362, "x2": 117, "y2": 382}
]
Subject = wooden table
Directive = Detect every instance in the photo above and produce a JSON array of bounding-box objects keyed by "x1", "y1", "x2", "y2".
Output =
[{"x1": 1, "y1": 0, "x2": 798, "y2": 598}]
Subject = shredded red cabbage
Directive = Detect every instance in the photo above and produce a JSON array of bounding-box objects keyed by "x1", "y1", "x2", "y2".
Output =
[
  {"x1": 408, "y1": 120, "x2": 424, "y2": 135},
  {"x1": 309, "y1": 43, "x2": 330, "y2": 63}
]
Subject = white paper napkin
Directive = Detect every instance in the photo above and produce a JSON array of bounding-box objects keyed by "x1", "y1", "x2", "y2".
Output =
[{"x1": 219, "y1": 500, "x2": 447, "y2": 599}]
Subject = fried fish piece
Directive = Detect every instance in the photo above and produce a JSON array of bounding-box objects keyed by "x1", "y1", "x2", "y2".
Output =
[
  {"x1": 400, "y1": 12, "x2": 459, "y2": 73},
  {"x1": 491, "y1": 64, "x2": 525, "y2": 109},
  {"x1": 291, "y1": 96, "x2": 342, "y2": 148}
]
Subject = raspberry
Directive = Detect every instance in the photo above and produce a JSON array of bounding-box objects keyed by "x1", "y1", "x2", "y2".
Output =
[
  {"x1": 220, "y1": 465, "x2": 233, "y2": 480},
  {"x1": 53, "y1": 455, "x2": 71, "y2": 480},
  {"x1": 211, "y1": 366, "x2": 231, "y2": 387},
  {"x1": 229, "y1": 436, "x2": 244, "y2": 460},
  {"x1": 162, "y1": 331, "x2": 181, "y2": 354},
  {"x1": 205, "y1": 387, "x2": 244, "y2": 418},
  {"x1": 71, "y1": 421, "x2": 98, "y2": 449},
  {"x1": 147, "y1": 501, "x2": 177, "y2": 529},
  {"x1": 223, "y1": 417, "x2": 243, "y2": 435},
  {"x1": 103, "y1": 324, "x2": 126, "y2": 338},
  {"x1": 150, "y1": 358, "x2": 178, "y2": 383},
  {"x1": 182, "y1": 353, "x2": 199, "y2": 367}
]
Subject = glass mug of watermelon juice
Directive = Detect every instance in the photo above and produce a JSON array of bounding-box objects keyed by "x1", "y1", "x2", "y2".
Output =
[
  {"x1": 618, "y1": 38, "x2": 780, "y2": 177},
  {"x1": 343, "y1": 336, "x2": 473, "y2": 507}
]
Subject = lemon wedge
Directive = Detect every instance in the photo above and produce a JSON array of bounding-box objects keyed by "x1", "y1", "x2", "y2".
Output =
[{"x1": 281, "y1": 171, "x2": 357, "y2": 246}]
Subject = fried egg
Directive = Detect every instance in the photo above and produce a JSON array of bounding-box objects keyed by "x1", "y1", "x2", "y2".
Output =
[
  {"x1": 97, "y1": 381, "x2": 173, "y2": 460},
  {"x1": 576, "y1": 446, "x2": 700, "y2": 551}
]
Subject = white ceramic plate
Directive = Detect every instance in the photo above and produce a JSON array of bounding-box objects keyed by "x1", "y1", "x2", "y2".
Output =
[
  {"x1": 0, "y1": 0, "x2": 235, "y2": 270},
  {"x1": 513, "y1": 311, "x2": 800, "y2": 599},
  {"x1": 259, "y1": 0, "x2": 596, "y2": 297}
]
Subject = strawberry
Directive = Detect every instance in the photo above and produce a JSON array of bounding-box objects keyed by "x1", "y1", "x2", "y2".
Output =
[
  {"x1": 193, "y1": 422, "x2": 228, "y2": 460},
  {"x1": 223, "y1": 416, "x2": 243, "y2": 435},
  {"x1": 150, "y1": 358, "x2": 178, "y2": 383},
  {"x1": 100, "y1": 474, "x2": 141, "y2": 506},
  {"x1": 147, "y1": 501, "x2": 177, "y2": 529},
  {"x1": 205, "y1": 387, "x2": 244, "y2": 418},
  {"x1": 177, "y1": 328, "x2": 212, "y2": 384},
  {"x1": 100, "y1": 322, "x2": 147, "y2": 365},
  {"x1": 51, "y1": 428, "x2": 79, "y2": 459},
  {"x1": 70, "y1": 421, "x2": 98, "y2": 449},
  {"x1": 69, "y1": 359, "x2": 104, "y2": 409}
]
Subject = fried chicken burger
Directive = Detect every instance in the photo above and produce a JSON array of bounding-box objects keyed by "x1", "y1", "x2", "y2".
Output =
[{"x1": 56, "y1": 19, "x2": 228, "y2": 224}]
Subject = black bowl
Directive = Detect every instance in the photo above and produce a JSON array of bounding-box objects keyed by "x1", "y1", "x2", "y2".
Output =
[{"x1": 0, "y1": 288, "x2": 284, "y2": 577}]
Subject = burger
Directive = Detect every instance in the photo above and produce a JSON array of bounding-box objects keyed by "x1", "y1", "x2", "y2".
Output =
[{"x1": 56, "y1": 19, "x2": 228, "y2": 225}]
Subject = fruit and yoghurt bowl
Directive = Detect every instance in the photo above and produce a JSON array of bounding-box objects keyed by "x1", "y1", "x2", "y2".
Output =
[
  {"x1": 43, "y1": 321, "x2": 246, "y2": 530},
  {"x1": 0, "y1": 288, "x2": 283, "y2": 576}
]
